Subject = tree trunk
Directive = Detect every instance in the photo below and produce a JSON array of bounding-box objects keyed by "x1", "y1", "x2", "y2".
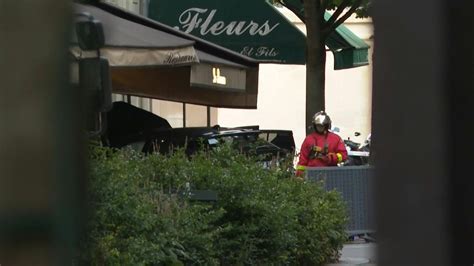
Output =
[{"x1": 303, "y1": 0, "x2": 326, "y2": 135}]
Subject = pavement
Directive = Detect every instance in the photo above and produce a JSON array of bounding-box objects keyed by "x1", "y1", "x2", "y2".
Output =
[{"x1": 326, "y1": 242, "x2": 377, "y2": 266}]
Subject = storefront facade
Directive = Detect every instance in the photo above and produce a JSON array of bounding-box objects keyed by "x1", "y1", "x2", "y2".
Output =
[{"x1": 104, "y1": 0, "x2": 373, "y2": 150}]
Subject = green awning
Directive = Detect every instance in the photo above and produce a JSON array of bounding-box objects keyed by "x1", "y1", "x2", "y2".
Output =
[
  {"x1": 325, "y1": 12, "x2": 370, "y2": 70},
  {"x1": 148, "y1": 0, "x2": 307, "y2": 64},
  {"x1": 147, "y1": 0, "x2": 370, "y2": 70}
]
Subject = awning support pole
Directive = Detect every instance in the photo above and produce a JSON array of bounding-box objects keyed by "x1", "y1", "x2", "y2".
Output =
[
  {"x1": 207, "y1": 106, "x2": 211, "y2": 127},
  {"x1": 182, "y1": 103, "x2": 186, "y2": 128}
]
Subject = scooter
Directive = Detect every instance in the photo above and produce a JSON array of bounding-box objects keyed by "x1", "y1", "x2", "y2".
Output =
[
  {"x1": 342, "y1": 132, "x2": 371, "y2": 166},
  {"x1": 330, "y1": 127, "x2": 371, "y2": 166}
]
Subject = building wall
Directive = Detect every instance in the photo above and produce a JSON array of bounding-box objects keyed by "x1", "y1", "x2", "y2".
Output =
[{"x1": 217, "y1": 7, "x2": 374, "y2": 151}]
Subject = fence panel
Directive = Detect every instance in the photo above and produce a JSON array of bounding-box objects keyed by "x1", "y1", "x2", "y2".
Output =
[{"x1": 306, "y1": 166, "x2": 375, "y2": 235}]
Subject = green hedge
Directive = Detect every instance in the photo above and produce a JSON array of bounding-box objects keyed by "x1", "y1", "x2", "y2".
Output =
[{"x1": 78, "y1": 144, "x2": 348, "y2": 265}]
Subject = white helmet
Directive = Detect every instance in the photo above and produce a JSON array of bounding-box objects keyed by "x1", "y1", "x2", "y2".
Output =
[{"x1": 312, "y1": 111, "x2": 332, "y2": 134}]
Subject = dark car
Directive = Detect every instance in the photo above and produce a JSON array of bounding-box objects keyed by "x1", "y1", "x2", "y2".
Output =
[
  {"x1": 103, "y1": 102, "x2": 295, "y2": 164},
  {"x1": 141, "y1": 126, "x2": 295, "y2": 159},
  {"x1": 103, "y1": 101, "x2": 172, "y2": 148}
]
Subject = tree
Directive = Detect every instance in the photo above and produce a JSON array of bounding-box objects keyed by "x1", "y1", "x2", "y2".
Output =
[{"x1": 273, "y1": 0, "x2": 371, "y2": 134}]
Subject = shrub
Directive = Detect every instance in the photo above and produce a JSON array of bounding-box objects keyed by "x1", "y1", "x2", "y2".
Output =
[
  {"x1": 79, "y1": 143, "x2": 348, "y2": 265},
  {"x1": 78, "y1": 146, "x2": 223, "y2": 265}
]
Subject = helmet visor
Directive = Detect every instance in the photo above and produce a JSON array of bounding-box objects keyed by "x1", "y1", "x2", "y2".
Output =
[{"x1": 315, "y1": 124, "x2": 326, "y2": 134}]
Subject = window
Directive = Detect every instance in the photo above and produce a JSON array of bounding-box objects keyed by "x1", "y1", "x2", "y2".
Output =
[
  {"x1": 152, "y1": 99, "x2": 183, "y2": 128},
  {"x1": 112, "y1": 94, "x2": 152, "y2": 112},
  {"x1": 185, "y1": 104, "x2": 207, "y2": 127}
]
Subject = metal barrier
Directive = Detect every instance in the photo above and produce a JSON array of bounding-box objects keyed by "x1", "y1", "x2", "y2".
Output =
[{"x1": 306, "y1": 166, "x2": 375, "y2": 236}]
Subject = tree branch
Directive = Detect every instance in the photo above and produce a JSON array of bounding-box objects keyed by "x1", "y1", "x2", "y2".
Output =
[
  {"x1": 324, "y1": 0, "x2": 351, "y2": 27},
  {"x1": 323, "y1": 0, "x2": 362, "y2": 36}
]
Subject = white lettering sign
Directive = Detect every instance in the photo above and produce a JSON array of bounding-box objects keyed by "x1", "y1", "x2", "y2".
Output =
[
  {"x1": 175, "y1": 8, "x2": 280, "y2": 36},
  {"x1": 255, "y1": 46, "x2": 278, "y2": 57},
  {"x1": 163, "y1": 52, "x2": 197, "y2": 65},
  {"x1": 212, "y1": 67, "x2": 227, "y2": 85},
  {"x1": 240, "y1": 46, "x2": 279, "y2": 58}
]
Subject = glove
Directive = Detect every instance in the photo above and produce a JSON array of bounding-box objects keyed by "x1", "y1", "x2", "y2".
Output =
[
  {"x1": 309, "y1": 145, "x2": 323, "y2": 159},
  {"x1": 323, "y1": 153, "x2": 338, "y2": 165},
  {"x1": 313, "y1": 146, "x2": 322, "y2": 152}
]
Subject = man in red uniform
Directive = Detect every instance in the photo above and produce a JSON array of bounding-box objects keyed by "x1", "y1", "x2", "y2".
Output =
[{"x1": 295, "y1": 111, "x2": 348, "y2": 177}]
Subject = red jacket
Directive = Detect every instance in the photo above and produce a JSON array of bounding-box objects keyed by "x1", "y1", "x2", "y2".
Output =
[{"x1": 296, "y1": 131, "x2": 348, "y2": 176}]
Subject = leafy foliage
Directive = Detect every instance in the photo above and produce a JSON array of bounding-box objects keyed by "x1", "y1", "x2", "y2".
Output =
[
  {"x1": 78, "y1": 143, "x2": 348, "y2": 265},
  {"x1": 325, "y1": 0, "x2": 371, "y2": 18},
  {"x1": 274, "y1": 0, "x2": 371, "y2": 26}
]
